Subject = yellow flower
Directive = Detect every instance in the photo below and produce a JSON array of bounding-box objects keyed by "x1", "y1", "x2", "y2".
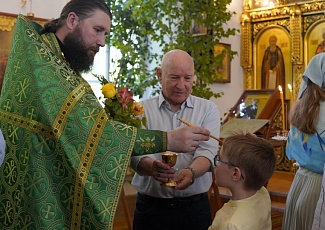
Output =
[
  {"x1": 132, "y1": 102, "x2": 145, "y2": 115},
  {"x1": 102, "y1": 83, "x2": 116, "y2": 98},
  {"x1": 93, "y1": 73, "x2": 146, "y2": 128}
]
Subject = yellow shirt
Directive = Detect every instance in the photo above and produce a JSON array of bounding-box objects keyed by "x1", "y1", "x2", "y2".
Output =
[{"x1": 208, "y1": 187, "x2": 272, "y2": 230}]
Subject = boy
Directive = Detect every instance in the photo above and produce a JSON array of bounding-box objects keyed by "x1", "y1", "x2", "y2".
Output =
[{"x1": 209, "y1": 132, "x2": 277, "y2": 230}]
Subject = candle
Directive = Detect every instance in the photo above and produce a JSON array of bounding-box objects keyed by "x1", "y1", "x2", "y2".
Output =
[
  {"x1": 288, "y1": 84, "x2": 293, "y2": 108},
  {"x1": 278, "y1": 85, "x2": 286, "y2": 131}
]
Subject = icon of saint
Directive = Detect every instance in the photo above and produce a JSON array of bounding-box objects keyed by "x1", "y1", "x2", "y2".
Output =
[
  {"x1": 261, "y1": 35, "x2": 285, "y2": 93},
  {"x1": 315, "y1": 29, "x2": 325, "y2": 55}
]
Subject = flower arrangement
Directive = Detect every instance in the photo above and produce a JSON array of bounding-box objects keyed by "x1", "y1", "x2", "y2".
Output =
[{"x1": 94, "y1": 74, "x2": 146, "y2": 129}]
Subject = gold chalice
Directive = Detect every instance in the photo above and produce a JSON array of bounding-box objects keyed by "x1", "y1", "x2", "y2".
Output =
[{"x1": 161, "y1": 152, "x2": 178, "y2": 187}]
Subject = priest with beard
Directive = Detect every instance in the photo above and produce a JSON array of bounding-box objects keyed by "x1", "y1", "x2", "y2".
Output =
[{"x1": 0, "y1": 0, "x2": 210, "y2": 229}]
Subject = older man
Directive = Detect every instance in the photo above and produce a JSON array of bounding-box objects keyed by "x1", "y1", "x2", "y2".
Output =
[{"x1": 131, "y1": 49, "x2": 220, "y2": 230}]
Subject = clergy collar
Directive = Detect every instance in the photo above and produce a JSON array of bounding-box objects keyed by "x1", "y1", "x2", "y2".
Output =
[{"x1": 55, "y1": 35, "x2": 68, "y2": 58}]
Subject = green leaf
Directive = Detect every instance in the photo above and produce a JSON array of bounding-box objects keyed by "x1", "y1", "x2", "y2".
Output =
[{"x1": 105, "y1": 0, "x2": 237, "y2": 100}]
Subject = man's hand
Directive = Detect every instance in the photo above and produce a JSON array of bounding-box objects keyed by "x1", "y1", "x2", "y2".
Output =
[
  {"x1": 152, "y1": 160, "x2": 176, "y2": 183},
  {"x1": 173, "y1": 168, "x2": 193, "y2": 190},
  {"x1": 167, "y1": 126, "x2": 210, "y2": 153}
]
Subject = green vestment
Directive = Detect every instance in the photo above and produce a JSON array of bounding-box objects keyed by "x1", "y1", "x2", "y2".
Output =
[{"x1": 0, "y1": 15, "x2": 166, "y2": 229}]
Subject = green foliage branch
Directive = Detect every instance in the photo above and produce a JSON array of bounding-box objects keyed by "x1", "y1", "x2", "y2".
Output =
[{"x1": 105, "y1": 0, "x2": 238, "y2": 100}]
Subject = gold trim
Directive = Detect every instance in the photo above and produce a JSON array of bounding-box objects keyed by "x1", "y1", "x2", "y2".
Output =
[
  {"x1": 41, "y1": 33, "x2": 59, "y2": 54},
  {"x1": 0, "y1": 82, "x2": 87, "y2": 142},
  {"x1": 71, "y1": 109, "x2": 108, "y2": 229},
  {"x1": 52, "y1": 83, "x2": 87, "y2": 140},
  {"x1": 0, "y1": 109, "x2": 54, "y2": 139},
  {"x1": 162, "y1": 131, "x2": 167, "y2": 152}
]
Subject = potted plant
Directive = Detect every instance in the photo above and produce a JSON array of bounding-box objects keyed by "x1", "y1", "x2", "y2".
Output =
[{"x1": 106, "y1": 0, "x2": 237, "y2": 100}]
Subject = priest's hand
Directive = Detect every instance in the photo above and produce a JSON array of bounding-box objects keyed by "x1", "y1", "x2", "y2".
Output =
[{"x1": 167, "y1": 126, "x2": 210, "y2": 153}]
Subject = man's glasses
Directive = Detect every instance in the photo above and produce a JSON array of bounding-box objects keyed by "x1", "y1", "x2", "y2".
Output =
[{"x1": 214, "y1": 155, "x2": 244, "y2": 179}]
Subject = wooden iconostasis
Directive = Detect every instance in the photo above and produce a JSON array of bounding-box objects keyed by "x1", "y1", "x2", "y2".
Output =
[{"x1": 241, "y1": 0, "x2": 325, "y2": 103}]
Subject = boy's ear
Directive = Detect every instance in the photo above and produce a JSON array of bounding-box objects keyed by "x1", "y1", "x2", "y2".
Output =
[{"x1": 232, "y1": 167, "x2": 243, "y2": 181}]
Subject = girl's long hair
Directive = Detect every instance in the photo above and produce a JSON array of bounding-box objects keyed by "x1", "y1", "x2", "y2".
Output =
[{"x1": 289, "y1": 79, "x2": 325, "y2": 134}]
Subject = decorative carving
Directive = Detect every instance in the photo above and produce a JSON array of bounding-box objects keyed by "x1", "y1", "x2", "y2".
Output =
[
  {"x1": 246, "y1": 1, "x2": 325, "y2": 22},
  {"x1": 304, "y1": 15, "x2": 325, "y2": 33},
  {"x1": 253, "y1": 19, "x2": 289, "y2": 38},
  {"x1": 300, "y1": 1, "x2": 325, "y2": 13},
  {"x1": 274, "y1": 143, "x2": 293, "y2": 172},
  {"x1": 241, "y1": 0, "x2": 324, "y2": 94},
  {"x1": 271, "y1": 113, "x2": 280, "y2": 131},
  {"x1": 249, "y1": 6, "x2": 291, "y2": 21},
  {"x1": 243, "y1": 67, "x2": 254, "y2": 89},
  {"x1": 241, "y1": 12, "x2": 251, "y2": 26},
  {"x1": 290, "y1": 11, "x2": 302, "y2": 63},
  {"x1": 244, "y1": 0, "x2": 250, "y2": 10},
  {"x1": 293, "y1": 63, "x2": 304, "y2": 100},
  {"x1": 0, "y1": 16, "x2": 16, "y2": 32},
  {"x1": 277, "y1": 0, "x2": 286, "y2": 6},
  {"x1": 241, "y1": 23, "x2": 252, "y2": 67},
  {"x1": 290, "y1": 3, "x2": 302, "y2": 17}
]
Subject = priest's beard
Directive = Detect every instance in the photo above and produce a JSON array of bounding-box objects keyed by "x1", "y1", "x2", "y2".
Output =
[{"x1": 63, "y1": 26, "x2": 98, "y2": 74}]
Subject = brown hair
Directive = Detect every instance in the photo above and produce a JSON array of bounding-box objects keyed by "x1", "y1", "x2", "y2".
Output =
[
  {"x1": 222, "y1": 132, "x2": 276, "y2": 190},
  {"x1": 41, "y1": 0, "x2": 112, "y2": 34},
  {"x1": 290, "y1": 80, "x2": 325, "y2": 134}
]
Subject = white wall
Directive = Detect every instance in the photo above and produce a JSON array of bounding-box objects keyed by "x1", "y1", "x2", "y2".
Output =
[
  {"x1": 210, "y1": 0, "x2": 243, "y2": 122},
  {"x1": 0, "y1": 0, "x2": 244, "y2": 120},
  {"x1": 0, "y1": 0, "x2": 68, "y2": 19}
]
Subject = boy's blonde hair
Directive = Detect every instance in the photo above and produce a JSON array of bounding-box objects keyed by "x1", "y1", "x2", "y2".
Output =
[{"x1": 222, "y1": 132, "x2": 276, "y2": 190}]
